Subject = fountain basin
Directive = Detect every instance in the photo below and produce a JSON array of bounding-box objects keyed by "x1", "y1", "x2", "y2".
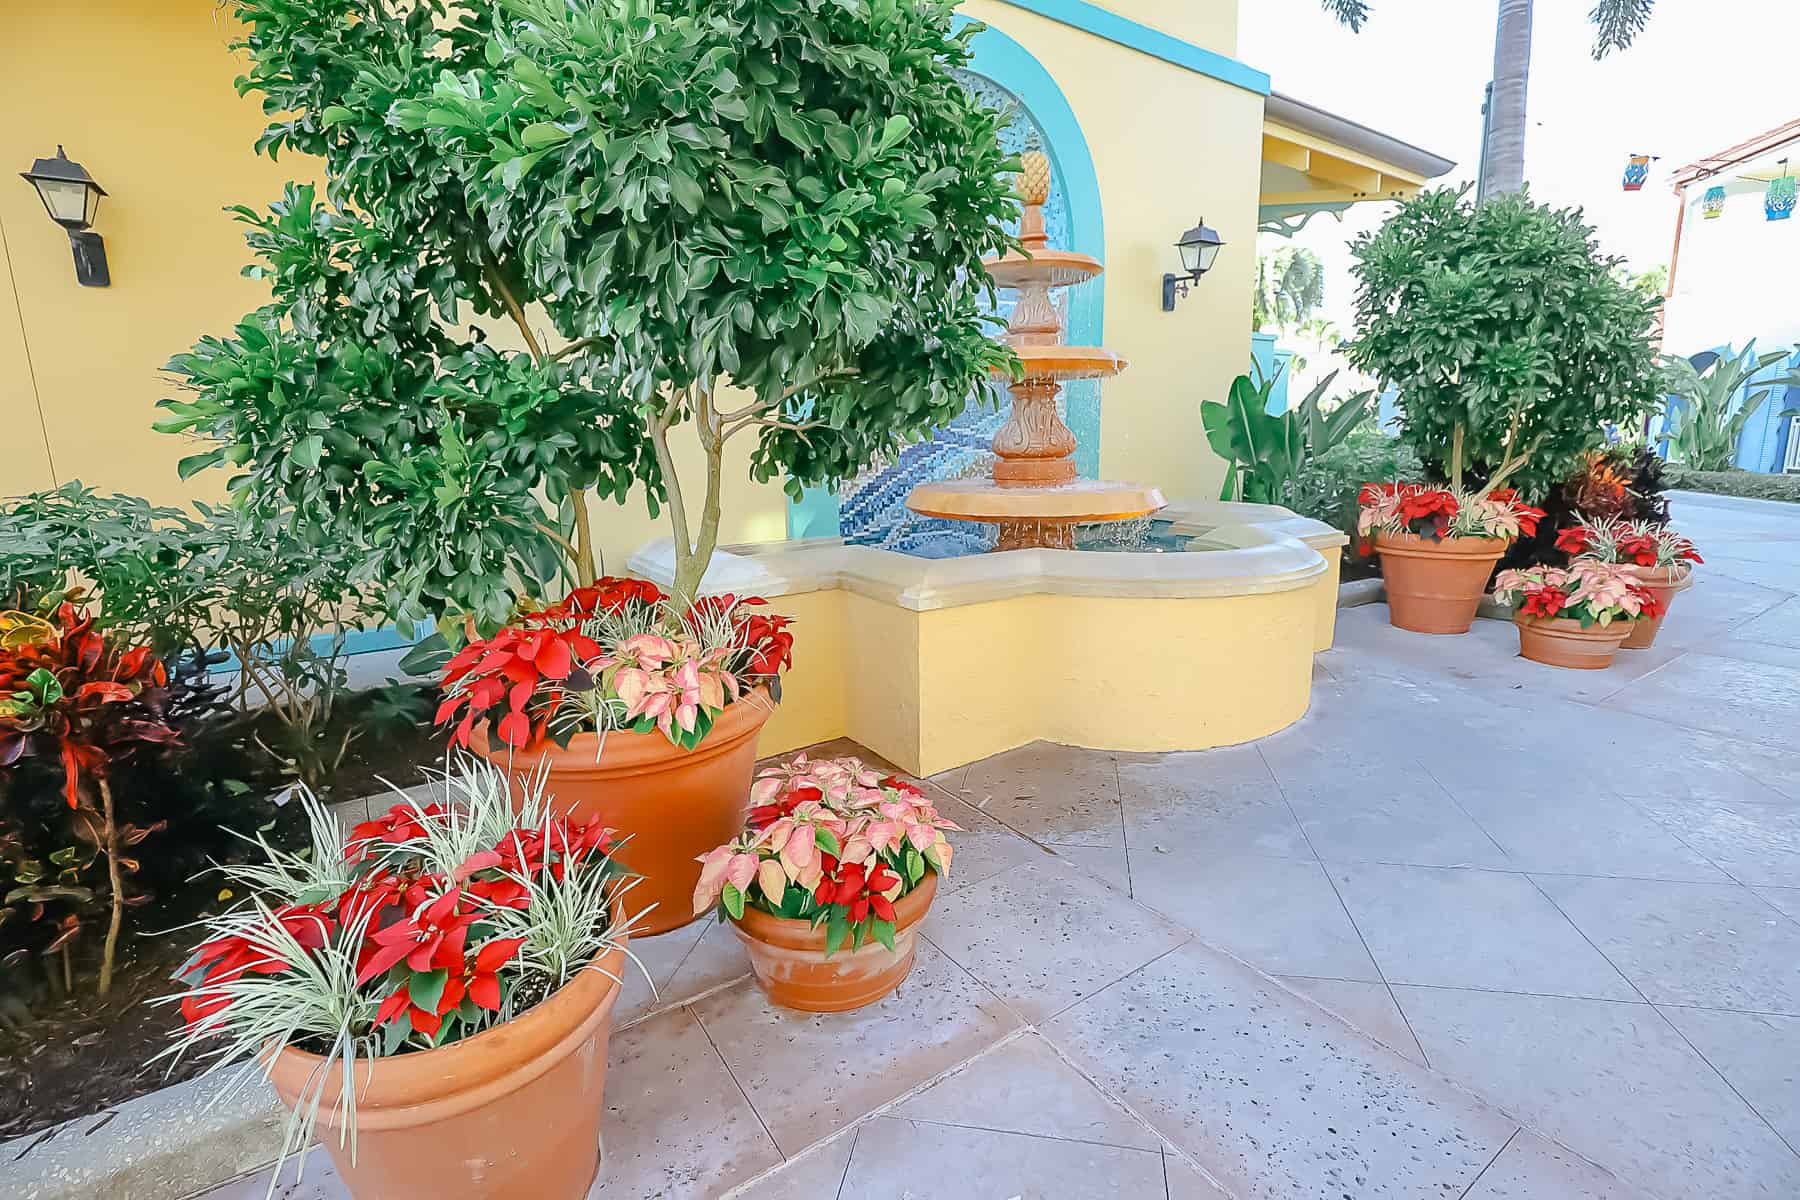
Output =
[
  {"x1": 629, "y1": 501, "x2": 1348, "y2": 777},
  {"x1": 1002, "y1": 345, "x2": 1127, "y2": 381}
]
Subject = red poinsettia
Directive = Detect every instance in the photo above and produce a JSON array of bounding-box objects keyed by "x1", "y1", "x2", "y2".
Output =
[{"x1": 435, "y1": 579, "x2": 795, "y2": 752}]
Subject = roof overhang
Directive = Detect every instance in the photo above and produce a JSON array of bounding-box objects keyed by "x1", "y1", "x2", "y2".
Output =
[{"x1": 1259, "y1": 91, "x2": 1455, "y2": 226}]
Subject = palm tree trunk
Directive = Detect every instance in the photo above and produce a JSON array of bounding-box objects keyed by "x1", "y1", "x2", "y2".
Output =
[{"x1": 1479, "y1": 0, "x2": 1533, "y2": 200}]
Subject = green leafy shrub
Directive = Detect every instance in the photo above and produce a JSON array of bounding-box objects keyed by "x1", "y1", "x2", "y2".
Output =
[
  {"x1": 1346, "y1": 186, "x2": 1664, "y2": 500},
  {"x1": 1204, "y1": 369, "x2": 1374, "y2": 504},
  {"x1": 1660, "y1": 344, "x2": 1800, "y2": 471},
  {"x1": 1663, "y1": 465, "x2": 1800, "y2": 503},
  {"x1": 1285, "y1": 423, "x2": 1423, "y2": 533}
]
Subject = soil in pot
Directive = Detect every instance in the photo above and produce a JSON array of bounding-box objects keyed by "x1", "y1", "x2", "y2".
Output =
[
  {"x1": 1375, "y1": 532, "x2": 1510, "y2": 635},
  {"x1": 1620, "y1": 564, "x2": 1693, "y2": 649},
  {"x1": 476, "y1": 690, "x2": 776, "y2": 937},
  {"x1": 266, "y1": 946, "x2": 627, "y2": 1200},
  {"x1": 731, "y1": 871, "x2": 938, "y2": 1013},
  {"x1": 1514, "y1": 614, "x2": 1632, "y2": 670}
]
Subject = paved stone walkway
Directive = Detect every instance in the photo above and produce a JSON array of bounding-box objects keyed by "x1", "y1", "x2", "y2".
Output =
[{"x1": 201, "y1": 492, "x2": 1797, "y2": 1200}]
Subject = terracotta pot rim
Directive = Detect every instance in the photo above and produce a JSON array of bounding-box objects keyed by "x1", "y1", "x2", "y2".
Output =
[
  {"x1": 732, "y1": 871, "x2": 939, "y2": 951},
  {"x1": 1512, "y1": 613, "x2": 1637, "y2": 639},
  {"x1": 266, "y1": 944, "x2": 625, "y2": 1124},
  {"x1": 1373, "y1": 531, "x2": 1513, "y2": 558},
  {"x1": 471, "y1": 686, "x2": 776, "y2": 775}
]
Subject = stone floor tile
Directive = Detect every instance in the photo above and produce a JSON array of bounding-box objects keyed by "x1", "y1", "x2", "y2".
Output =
[
  {"x1": 591, "y1": 1006, "x2": 781, "y2": 1198},
  {"x1": 1657, "y1": 1005, "x2": 1800, "y2": 1147},
  {"x1": 614, "y1": 920, "x2": 709, "y2": 1025},
  {"x1": 1534, "y1": 873, "x2": 1800, "y2": 1014},
  {"x1": 1132, "y1": 851, "x2": 1381, "y2": 981},
  {"x1": 1445, "y1": 787, "x2": 1731, "y2": 882},
  {"x1": 1274, "y1": 975, "x2": 1426, "y2": 1066},
  {"x1": 725, "y1": 1133, "x2": 856, "y2": 1200},
  {"x1": 1754, "y1": 885, "x2": 1800, "y2": 922},
  {"x1": 204, "y1": 1160, "x2": 349, "y2": 1200},
  {"x1": 1460, "y1": 1131, "x2": 1646, "y2": 1199},
  {"x1": 1603, "y1": 647, "x2": 1800, "y2": 749},
  {"x1": 838, "y1": 1117, "x2": 1168, "y2": 1200},
  {"x1": 1043, "y1": 941, "x2": 1518, "y2": 1200},
  {"x1": 1279, "y1": 761, "x2": 1513, "y2": 869},
  {"x1": 958, "y1": 741, "x2": 1123, "y2": 847},
  {"x1": 1118, "y1": 746, "x2": 1311, "y2": 861},
  {"x1": 1329, "y1": 864, "x2": 1636, "y2": 1000},
  {"x1": 928, "y1": 793, "x2": 1058, "y2": 894},
  {"x1": 922, "y1": 861, "x2": 1189, "y2": 1022},
  {"x1": 1041, "y1": 841, "x2": 1132, "y2": 896},
  {"x1": 660, "y1": 916, "x2": 752, "y2": 1004},
  {"x1": 1162, "y1": 1151, "x2": 1234, "y2": 1200},
  {"x1": 690, "y1": 940, "x2": 1020, "y2": 1155},
  {"x1": 1723, "y1": 595, "x2": 1800, "y2": 650},
  {"x1": 889, "y1": 1032, "x2": 1161, "y2": 1150},
  {"x1": 1393, "y1": 985, "x2": 1800, "y2": 1199},
  {"x1": 1626, "y1": 793, "x2": 1800, "y2": 886}
]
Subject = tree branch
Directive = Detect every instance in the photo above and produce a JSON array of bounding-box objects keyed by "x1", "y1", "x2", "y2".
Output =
[
  {"x1": 549, "y1": 336, "x2": 599, "y2": 362},
  {"x1": 477, "y1": 242, "x2": 545, "y2": 362}
]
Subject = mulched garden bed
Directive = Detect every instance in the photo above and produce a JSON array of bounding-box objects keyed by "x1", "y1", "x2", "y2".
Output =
[{"x1": 0, "y1": 685, "x2": 451, "y2": 1144}]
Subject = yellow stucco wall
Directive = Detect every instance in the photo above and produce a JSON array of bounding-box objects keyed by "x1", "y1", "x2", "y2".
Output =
[
  {"x1": 2, "y1": 1, "x2": 1261, "y2": 549},
  {"x1": 0, "y1": 1, "x2": 315, "y2": 506},
  {"x1": 752, "y1": 579, "x2": 1320, "y2": 778}
]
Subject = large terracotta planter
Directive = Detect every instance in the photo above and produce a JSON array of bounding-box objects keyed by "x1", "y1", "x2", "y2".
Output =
[
  {"x1": 1514, "y1": 614, "x2": 1633, "y2": 670},
  {"x1": 266, "y1": 946, "x2": 626, "y2": 1200},
  {"x1": 1619, "y1": 563, "x2": 1693, "y2": 649},
  {"x1": 1375, "y1": 532, "x2": 1510, "y2": 634},
  {"x1": 475, "y1": 689, "x2": 776, "y2": 937},
  {"x1": 731, "y1": 871, "x2": 939, "y2": 1012}
]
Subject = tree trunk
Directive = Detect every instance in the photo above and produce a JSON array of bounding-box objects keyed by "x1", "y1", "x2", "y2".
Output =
[
  {"x1": 96, "y1": 776, "x2": 124, "y2": 998},
  {"x1": 1480, "y1": 0, "x2": 1533, "y2": 200}
]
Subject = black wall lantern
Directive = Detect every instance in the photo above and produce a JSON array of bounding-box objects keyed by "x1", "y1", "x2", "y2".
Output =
[
  {"x1": 1161, "y1": 217, "x2": 1224, "y2": 311},
  {"x1": 20, "y1": 147, "x2": 110, "y2": 287}
]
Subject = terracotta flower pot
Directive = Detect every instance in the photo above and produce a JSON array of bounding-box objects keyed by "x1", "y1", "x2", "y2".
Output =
[
  {"x1": 1619, "y1": 563, "x2": 1694, "y2": 649},
  {"x1": 1514, "y1": 613, "x2": 1633, "y2": 670},
  {"x1": 1374, "y1": 532, "x2": 1511, "y2": 634},
  {"x1": 265, "y1": 947, "x2": 626, "y2": 1200},
  {"x1": 731, "y1": 871, "x2": 939, "y2": 1013},
  {"x1": 475, "y1": 689, "x2": 776, "y2": 937}
]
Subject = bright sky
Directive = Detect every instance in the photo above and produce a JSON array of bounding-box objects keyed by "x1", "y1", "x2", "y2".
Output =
[{"x1": 1238, "y1": 0, "x2": 1800, "y2": 331}]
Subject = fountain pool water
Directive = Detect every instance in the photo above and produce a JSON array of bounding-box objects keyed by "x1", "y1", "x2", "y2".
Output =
[{"x1": 863, "y1": 515, "x2": 1234, "y2": 559}]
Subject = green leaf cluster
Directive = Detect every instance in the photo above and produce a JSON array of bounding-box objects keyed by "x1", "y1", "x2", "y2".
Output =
[
  {"x1": 1202, "y1": 368, "x2": 1373, "y2": 504},
  {"x1": 1345, "y1": 186, "x2": 1665, "y2": 499},
  {"x1": 166, "y1": 0, "x2": 1019, "y2": 613},
  {"x1": 1659, "y1": 343, "x2": 1800, "y2": 472}
]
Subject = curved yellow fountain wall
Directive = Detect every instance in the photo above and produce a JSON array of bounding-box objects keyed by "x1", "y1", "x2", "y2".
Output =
[{"x1": 633, "y1": 503, "x2": 1344, "y2": 779}]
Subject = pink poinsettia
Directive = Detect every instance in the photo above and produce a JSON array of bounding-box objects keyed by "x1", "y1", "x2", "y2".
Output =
[
  {"x1": 603, "y1": 634, "x2": 741, "y2": 741},
  {"x1": 694, "y1": 758, "x2": 961, "y2": 956}
]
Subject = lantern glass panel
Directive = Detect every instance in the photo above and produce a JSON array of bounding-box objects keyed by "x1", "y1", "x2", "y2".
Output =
[{"x1": 35, "y1": 177, "x2": 90, "y2": 226}]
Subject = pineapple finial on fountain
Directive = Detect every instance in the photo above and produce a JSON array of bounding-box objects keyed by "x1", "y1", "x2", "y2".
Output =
[{"x1": 905, "y1": 151, "x2": 1165, "y2": 551}]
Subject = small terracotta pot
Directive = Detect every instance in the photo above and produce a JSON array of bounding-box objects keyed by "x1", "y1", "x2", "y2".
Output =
[
  {"x1": 731, "y1": 871, "x2": 939, "y2": 1012},
  {"x1": 475, "y1": 690, "x2": 776, "y2": 937},
  {"x1": 265, "y1": 946, "x2": 626, "y2": 1200},
  {"x1": 1375, "y1": 532, "x2": 1511, "y2": 635},
  {"x1": 1514, "y1": 613, "x2": 1632, "y2": 670},
  {"x1": 1619, "y1": 563, "x2": 1694, "y2": 649}
]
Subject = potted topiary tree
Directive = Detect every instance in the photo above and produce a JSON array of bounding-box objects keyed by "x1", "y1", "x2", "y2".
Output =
[{"x1": 1344, "y1": 187, "x2": 1663, "y2": 634}]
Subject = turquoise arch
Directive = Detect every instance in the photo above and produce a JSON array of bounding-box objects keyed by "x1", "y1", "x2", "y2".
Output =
[{"x1": 785, "y1": 14, "x2": 1108, "y2": 538}]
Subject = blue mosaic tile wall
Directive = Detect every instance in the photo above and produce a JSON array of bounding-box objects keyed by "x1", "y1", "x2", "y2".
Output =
[{"x1": 835, "y1": 71, "x2": 1104, "y2": 554}]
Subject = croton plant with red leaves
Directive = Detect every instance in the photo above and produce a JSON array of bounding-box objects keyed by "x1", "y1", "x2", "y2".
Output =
[
  {"x1": 164, "y1": 760, "x2": 637, "y2": 1065},
  {"x1": 693, "y1": 755, "x2": 957, "y2": 956},
  {"x1": 434, "y1": 577, "x2": 793, "y2": 753},
  {"x1": 0, "y1": 597, "x2": 177, "y2": 995}
]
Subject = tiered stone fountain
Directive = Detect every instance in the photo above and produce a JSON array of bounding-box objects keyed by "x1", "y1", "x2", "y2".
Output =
[{"x1": 905, "y1": 151, "x2": 1165, "y2": 550}]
